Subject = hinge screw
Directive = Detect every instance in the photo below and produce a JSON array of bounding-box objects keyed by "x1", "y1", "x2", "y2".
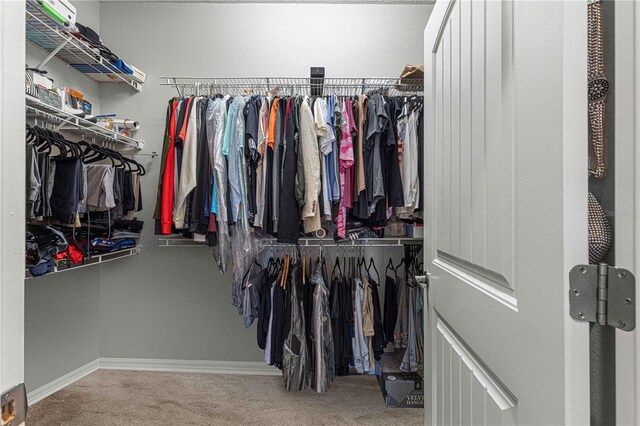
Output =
[
  {"x1": 573, "y1": 289, "x2": 580, "y2": 296},
  {"x1": 625, "y1": 298, "x2": 633, "y2": 305},
  {"x1": 617, "y1": 321, "x2": 626, "y2": 328},
  {"x1": 579, "y1": 266, "x2": 587, "y2": 273},
  {"x1": 619, "y1": 271, "x2": 627, "y2": 278},
  {"x1": 4, "y1": 393, "x2": 9, "y2": 401},
  {"x1": 579, "y1": 312, "x2": 585, "y2": 319}
]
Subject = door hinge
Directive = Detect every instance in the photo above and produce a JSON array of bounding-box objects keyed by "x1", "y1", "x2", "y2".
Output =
[{"x1": 569, "y1": 263, "x2": 635, "y2": 331}]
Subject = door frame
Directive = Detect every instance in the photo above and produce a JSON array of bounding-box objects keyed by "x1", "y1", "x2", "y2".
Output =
[
  {"x1": 614, "y1": 1, "x2": 639, "y2": 424},
  {"x1": 422, "y1": 1, "x2": 590, "y2": 424},
  {"x1": 0, "y1": 0, "x2": 26, "y2": 398}
]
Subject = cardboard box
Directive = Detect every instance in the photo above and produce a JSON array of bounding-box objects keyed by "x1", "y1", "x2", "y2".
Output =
[
  {"x1": 128, "y1": 63, "x2": 146, "y2": 83},
  {"x1": 379, "y1": 372, "x2": 424, "y2": 408}
]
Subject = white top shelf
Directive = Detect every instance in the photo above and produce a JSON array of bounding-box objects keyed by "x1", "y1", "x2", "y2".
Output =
[
  {"x1": 26, "y1": 95, "x2": 144, "y2": 150},
  {"x1": 26, "y1": 0, "x2": 143, "y2": 92}
]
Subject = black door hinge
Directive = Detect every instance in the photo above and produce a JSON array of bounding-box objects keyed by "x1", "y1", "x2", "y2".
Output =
[{"x1": 569, "y1": 263, "x2": 635, "y2": 331}]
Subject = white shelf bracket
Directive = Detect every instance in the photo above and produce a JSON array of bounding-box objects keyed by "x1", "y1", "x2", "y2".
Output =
[{"x1": 36, "y1": 37, "x2": 70, "y2": 69}]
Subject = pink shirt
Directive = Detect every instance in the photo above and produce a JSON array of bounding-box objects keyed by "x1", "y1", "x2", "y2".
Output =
[{"x1": 337, "y1": 99, "x2": 356, "y2": 238}]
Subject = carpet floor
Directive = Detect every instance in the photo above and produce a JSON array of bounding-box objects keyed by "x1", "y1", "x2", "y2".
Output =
[{"x1": 27, "y1": 370, "x2": 423, "y2": 426}]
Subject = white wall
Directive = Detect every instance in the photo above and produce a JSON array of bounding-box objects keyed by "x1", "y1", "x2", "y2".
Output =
[{"x1": 97, "y1": 2, "x2": 432, "y2": 361}]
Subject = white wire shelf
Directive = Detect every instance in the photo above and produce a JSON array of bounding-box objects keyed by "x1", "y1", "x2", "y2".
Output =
[
  {"x1": 26, "y1": 95, "x2": 144, "y2": 150},
  {"x1": 159, "y1": 77, "x2": 424, "y2": 97},
  {"x1": 26, "y1": 0, "x2": 143, "y2": 92},
  {"x1": 158, "y1": 236, "x2": 423, "y2": 248},
  {"x1": 25, "y1": 245, "x2": 141, "y2": 279}
]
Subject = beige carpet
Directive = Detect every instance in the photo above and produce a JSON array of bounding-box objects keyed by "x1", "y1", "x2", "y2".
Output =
[{"x1": 27, "y1": 370, "x2": 423, "y2": 426}]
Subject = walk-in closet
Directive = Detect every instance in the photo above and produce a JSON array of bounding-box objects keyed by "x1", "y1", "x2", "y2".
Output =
[{"x1": 1, "y1": 0, "x2": 638, "y2": 425}]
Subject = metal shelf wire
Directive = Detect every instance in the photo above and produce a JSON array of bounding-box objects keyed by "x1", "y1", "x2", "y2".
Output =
[
  {"x1": 26, "y1": 95, "x2": 144, "y2": 150},
  {"x1": 159, "y1": 77, "x2": 423, "y2": 97},
  {"x1": 26, "y1": 0, "x2": 143, "y2": 91},
  {"x1": 158, "y1": 236, "x2": 423, "y2": 248},
  {"x1": 25, "y1": 246, "x2": 141, "y2": 279}
]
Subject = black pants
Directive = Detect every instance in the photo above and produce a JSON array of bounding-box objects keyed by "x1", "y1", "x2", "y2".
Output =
[{"x1": 50, "y1": 158, "x2": 82, "y2": 224}]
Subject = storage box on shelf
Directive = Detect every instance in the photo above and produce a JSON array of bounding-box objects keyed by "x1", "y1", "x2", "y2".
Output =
[{"x1": 26, "y1": 0, "x2": 144, "y2": 91}]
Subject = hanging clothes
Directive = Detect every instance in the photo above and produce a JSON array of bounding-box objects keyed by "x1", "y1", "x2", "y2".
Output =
[
  {"x1": 383, "y1": 268, "x2": 398, "y2": 344},
  {"x1": 283, "y1": 262, "x2": 310, "y2": 391},
  {"x1": 300, "y1": 96, "x2": 321, "y2": 233},
  {"x1": 311, "y1": 260, "x2": 335, "y2": 393},
  {"x1": 277, "y1": 99, "x2": 300, "y2": 244},
  {"x1": 351, "y1": 278, "x2": 369, "y2": 374}
]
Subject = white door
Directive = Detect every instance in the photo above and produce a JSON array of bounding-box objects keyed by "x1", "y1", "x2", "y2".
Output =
[
  {"x1": 423, "y1": 1, "x2": 590, "y2": 425},
  {"x1": 0, "y1": 0, "x2": 26, "y2": 423},
  {"x1": 614, "y1": 1, "x2": 640, "y2": 424}
]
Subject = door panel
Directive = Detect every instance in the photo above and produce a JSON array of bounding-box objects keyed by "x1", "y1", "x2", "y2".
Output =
[
  {"x1": 435, "y1": 0, "x2": 514, "y2": 296},
  {"x1": 424, "y1": 1, "x2": 590, "y2": 424},
  {"x1": 436, "y1": 319, "x2": 515, "y2": 426}
]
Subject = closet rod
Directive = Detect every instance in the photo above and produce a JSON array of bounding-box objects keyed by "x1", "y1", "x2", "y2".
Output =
[
  {"x1": 159, "y1": 76, "x2": 424, "y2": 97},
  {"x1": 158, "y1": 237, "x2": 423, "y2": 248}
]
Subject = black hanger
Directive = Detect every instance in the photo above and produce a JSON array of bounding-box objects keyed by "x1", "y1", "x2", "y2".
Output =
[
  {"x1": 102, "y1": 147, "x2": 127, "y2": 169},
  {"x1": 367, "y1": 257, "x2": 380, "y2": 286},
  {"x1": 331, "y1": 256, "x2": 342, "y2": 280},
  {"x1": 41, "y1": 129, "x2": 69, "y2": 159},
  {"x1": 386, "y1": 256, "x2": 395, "y2": 275},
  {"x1": 32, "y1": 127, "x2": 56, "y2": 155},
  {"x1": 82, "y1": 143, "x2": 116, "y2": 167}
]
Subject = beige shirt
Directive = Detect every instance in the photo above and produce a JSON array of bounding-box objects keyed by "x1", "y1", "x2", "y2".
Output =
[
  {"x1": 362, "y1": 276, "x2": 376, "y2": 371},
  {"x1": 362, "y1": 276, "x2": 375, "y2": 337},
  {"x1": 300, "y1": 97, "x2": 321, "y2": 232}
]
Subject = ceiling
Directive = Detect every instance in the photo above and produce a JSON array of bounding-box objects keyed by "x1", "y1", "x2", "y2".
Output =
[{"x1": 98, "y1": 0, "x2": 434, "y2": 4}]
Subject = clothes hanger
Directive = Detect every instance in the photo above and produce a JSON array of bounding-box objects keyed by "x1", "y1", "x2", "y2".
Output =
[
  {"x1": 241, "y1": 258, "x2": 257, "y2": 289},
  {"x1": 43, "y1": 128, "x2": 69, "y2": 159},
  {"x1": 33, "y1": 127, "x2": 56, "y2": 155},
  {"x1": 53, "y1": 131, "x2": 81, "y2": 160},
  {"x1": 28, "y1": 126, "x2": 48, "y2": 152},
  {"x1": 367, "y1": 257, "x2": 380, "y2": 286},
  {"x1": 332, "y1": 254, "x2": 342, "y2": 281},
  {"x1": 386, "y1": 244, "x2": 395, "y2": 274}
]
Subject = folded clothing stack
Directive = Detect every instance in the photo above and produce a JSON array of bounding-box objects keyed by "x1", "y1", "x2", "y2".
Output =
[
  {"x1": 90, "y1": 238, "x2": 137, "y2": 254},
  {"x1": 26, "y1": 224, "x2": 85, "y2": 276},
  {"x1": 333, "y1": 221, "x2": 381, "y2": 243},
  {"x1": 112, "y1": 218, "x2": 143, "y2": 240}
]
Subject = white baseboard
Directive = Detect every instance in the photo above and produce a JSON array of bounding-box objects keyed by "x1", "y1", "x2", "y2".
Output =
[
  {"x1": 99, "y1": 357, "x2": 280, "y2": 376},
  {"x1": 27, "y1": 359, "x2": 100, "y2": 405},
  {"x1": 28, "y1": 357, "x2": 279, "y2": 405}
]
